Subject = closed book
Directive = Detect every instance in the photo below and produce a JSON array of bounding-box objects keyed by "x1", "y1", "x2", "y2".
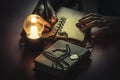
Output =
[{"x1": 34, "y1": 40, "x2": 91, "y2": 78}]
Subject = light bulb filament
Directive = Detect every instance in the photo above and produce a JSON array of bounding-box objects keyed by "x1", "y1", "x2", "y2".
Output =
[{"x1": 28, "y1": 26, "x2": 40, "y2": 39}]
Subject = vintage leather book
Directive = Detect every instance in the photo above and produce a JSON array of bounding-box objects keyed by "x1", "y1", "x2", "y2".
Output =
[{"x1": 34, "y1": 40, "x2": 91, "y2": 78}]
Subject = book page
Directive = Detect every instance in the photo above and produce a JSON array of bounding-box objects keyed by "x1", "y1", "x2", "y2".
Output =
[{"x1": 56, "y1": 7, "x2": 85, "y2": 41}]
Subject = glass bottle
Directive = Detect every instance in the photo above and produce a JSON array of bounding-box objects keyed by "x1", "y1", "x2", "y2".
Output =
[{"x1": 33, "y1": 0, "x2": 57, "y2": 28}]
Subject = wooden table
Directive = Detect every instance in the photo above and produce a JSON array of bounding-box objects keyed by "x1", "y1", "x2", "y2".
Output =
[{"x1": 1, "y1": 0, "x2": 120, "y2": 80}]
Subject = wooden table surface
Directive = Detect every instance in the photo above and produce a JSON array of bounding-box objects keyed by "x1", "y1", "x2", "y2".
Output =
[{"x1": 1, "y1": 0, "x2": 120, "y2": 80}]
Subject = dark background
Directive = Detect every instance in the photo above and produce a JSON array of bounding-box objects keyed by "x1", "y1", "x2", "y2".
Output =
[{"x1": 0, "y1": 0, "x2": 120, "y2": 80}]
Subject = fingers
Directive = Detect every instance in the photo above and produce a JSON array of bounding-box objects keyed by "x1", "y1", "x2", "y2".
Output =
[
  {"x1": 79, "y1": 13, "x2": 101, "y2": 20},
  {"x1": 43, "y1": 26, "x2": 51, "y2": 33},
  {"x1": 37, "y1": 16, "x2": 52, "y2": 32},
  {"x1": 76, "y1": 13, "x2": 113, "y2": 40},
  {"x1": 76, "y1": 13, "x2": 107, "y2": 32},
  {"x1": 38, "y1": 17, "x2": 51, "y2": 27},
  {"x1": 41, "y1": 20, "x2": 51, "y2": 33},
  {"x1": 81, "y1": 20, "x2": 107, "y2": 31},
  {"x1": 78, "y1": 15, "x2": 104, "y2": 26},
  {"x1": 50, "y1": 16, "x2": 58, "y2": 25}
]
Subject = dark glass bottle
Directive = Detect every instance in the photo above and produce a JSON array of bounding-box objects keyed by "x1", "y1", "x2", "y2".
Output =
[{"x1": 33, "y1": 0, "x2": 57, "y2": 25}]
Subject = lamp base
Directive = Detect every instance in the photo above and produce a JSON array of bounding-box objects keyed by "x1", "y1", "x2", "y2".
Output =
[{"x1": 20, "y1": 30, "x2": 44, "y2": 52}]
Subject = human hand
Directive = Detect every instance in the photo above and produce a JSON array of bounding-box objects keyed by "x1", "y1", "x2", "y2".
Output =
[
  {"x1": 76, "y1": 13, "x2": 112, "y2": 39},
  {"x1": 42, "y1": 16, "x2": 57, "y2": 33}
]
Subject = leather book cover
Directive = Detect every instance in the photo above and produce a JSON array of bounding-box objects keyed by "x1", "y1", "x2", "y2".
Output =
[{"x1": 34, "y1": 40, "x2": 91, "y2": 77}]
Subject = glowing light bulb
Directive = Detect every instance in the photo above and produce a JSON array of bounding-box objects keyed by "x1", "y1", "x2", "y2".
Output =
[
  {"x1": 28, "y1": 26, "x2": 40, "y2": 39},
  {"x1": 31, "y1": 17, "x2": 37, "y2": 23},
  {"x1": 23, "y1": 14, "x2": 44, "y2": 39}
]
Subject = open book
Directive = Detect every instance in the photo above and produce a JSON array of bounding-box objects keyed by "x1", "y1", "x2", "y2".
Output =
[{"x1": 42, "y1": 7, "x2": 85, "y2": 42}]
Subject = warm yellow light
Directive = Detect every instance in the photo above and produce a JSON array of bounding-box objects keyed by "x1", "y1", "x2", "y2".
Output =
[
  {"x1": 23, "y1": 14, "x2": 45, "y2": 39},
  {"x1": 31, "y1": 17, "x2": 37, "y2": 23},
  {"x1": 28, "y1": 26, "x2": 40, "y2": 39}
]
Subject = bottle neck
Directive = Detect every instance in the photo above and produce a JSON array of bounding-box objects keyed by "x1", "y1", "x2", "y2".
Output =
[{"x1": 33, "y1": 0, "x2": 51, "y2": 22}]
